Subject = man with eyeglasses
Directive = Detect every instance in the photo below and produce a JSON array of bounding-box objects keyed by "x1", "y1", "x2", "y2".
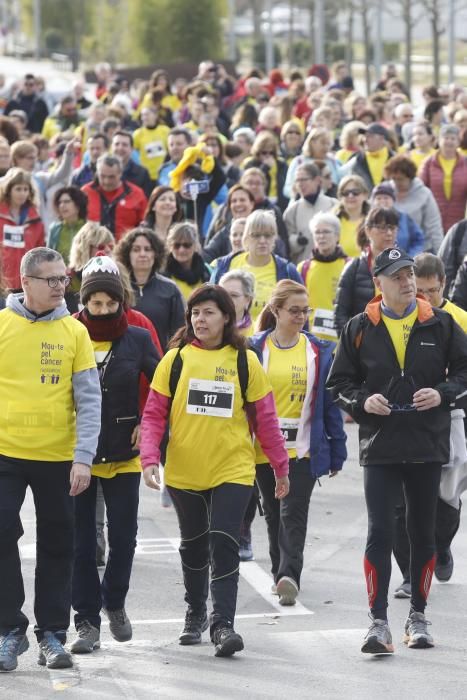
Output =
[
  {"x1": 327, "y1": 247, "x2": 467, "y2": 655},
  {"x1": 0, "y1": 247, "x2": 101, "y2": 673},
  {"x1": 5, "y1": 74, "x2": 48, "y2": 134},
  {"x1": 390, "y1": 253, "x2": 467, "y2": 596}
]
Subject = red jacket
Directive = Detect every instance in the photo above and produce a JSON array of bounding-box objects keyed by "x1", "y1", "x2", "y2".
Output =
[
  {"x1": 0, "y1": 203, "x2": 45, "y2": 289},
  {"x1": 82, "y1": 180, "x2": 147, "y2": 241},
  {"x1": 419, "y1": 153, "x2": 467, "y2": 233}
]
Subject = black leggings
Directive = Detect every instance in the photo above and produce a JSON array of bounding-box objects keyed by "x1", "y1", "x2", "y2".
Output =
[
  {"x1": 167, "y1": 482, "x2": 253, "y2": 635},
  {"x1": 363, "y1": 462, "x2": 442, "y2": 620}
]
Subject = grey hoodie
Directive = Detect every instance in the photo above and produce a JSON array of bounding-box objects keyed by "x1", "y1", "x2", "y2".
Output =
[
  {"x1": 6, "y1": 294, "x2": 101, "y2": 466},
  {"x1": 390, "y1": 177, "x2": 443, "y2": 254}
]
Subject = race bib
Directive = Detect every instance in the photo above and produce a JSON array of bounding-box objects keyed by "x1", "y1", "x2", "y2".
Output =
[
  {"x1": 186, "y1": 378, "x2": 234, "y2": 418},
  {"x1": 312, "y1": 308, "x2": 337, "y2": 338},
  {"x1": 3, "y1": 225, "x2": 25, "y2": 249},
  {"x1": 279, "y1": 417, "x2": 300, "y2": 449},
  {"x1": 145, "y1": 141, "x2": 165, "y2": 159}
]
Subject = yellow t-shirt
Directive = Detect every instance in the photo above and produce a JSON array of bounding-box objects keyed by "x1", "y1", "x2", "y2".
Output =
[
  {"x1": 255, "y1": 335, "x2": 307, "y2": 463},
  {"x1": 381, "y1": 306, "x2": 418, "y2": 369},
  {"x1": 335, "y1": 148, "x2": 355, "y2": 165},
  {"x1": 298, "y1": 257, "x2": 346, "y2": 341},
  {"x1": 230, "y1": 252, "x2": 277, "y2": 321},
  {"x1": 442, "y1": 299, "x2": 467, "y2": 333},
  {"x1": 365, "y1": 147, "x2": 388, "y2": 186},
  {"x1": 338, "y1": 216, "x2": 362, "y2": 258},
  {"x1": 170, "y1": 277, "x2": 203, "y2": 302},
  {"x1": 0, "y1": 309, "x2": 96, "y2": 461},
  {"x1": 438, "y1": 155, "x2": 456, "y2": 200},
  {"x1": 151, "y1": 344, "x2": 272, "y2": 490},
  {"x1": 90, "y1": 340, "x2": 142, "y2": 478},
  {"x1": 408, "y1": 148, "x2": 436, "y2": 171},
  {"x1": 133, "y1": 124, "x2": 171, "y2": 180}
]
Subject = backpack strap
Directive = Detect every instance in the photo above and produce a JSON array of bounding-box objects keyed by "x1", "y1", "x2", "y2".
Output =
[
  {"x1": 300, "y1": 259, "x2": 311, "y2": 284},
  {"x1": 453, "y1": 220, "x2": 467, "y2": 273},
  {"x1": 168, "y1": 344, "x2": 184, "y2": 399},
  {"x1": 237, "y1": 348, "x2": 249, "y2": 405}
]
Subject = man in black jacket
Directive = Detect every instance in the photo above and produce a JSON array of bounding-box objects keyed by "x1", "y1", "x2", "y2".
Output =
[
  {"x1": 327, "y1": 247, "x2": 467, "y2": 656},
  {"x1": 4, "y1": 74, "x2": 48, "y2": 133},
  {"x1": 341, "y1": 123, "x2": 395, "y2": 191}
]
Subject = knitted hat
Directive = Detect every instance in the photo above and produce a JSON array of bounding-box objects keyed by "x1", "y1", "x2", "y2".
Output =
[
  {"x1": 372, "y1": 183, "x2": 396, "y2": 200},
  {"x1": 80, "y1": 255, "x2": 124, "y2": 305}
]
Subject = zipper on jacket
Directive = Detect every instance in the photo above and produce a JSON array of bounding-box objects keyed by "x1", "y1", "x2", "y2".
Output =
[{"x1": 116, "y1": 416, "x2": 137, "y2": 423}]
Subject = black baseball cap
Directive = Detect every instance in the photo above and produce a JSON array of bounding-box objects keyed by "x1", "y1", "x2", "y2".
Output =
[
  {"x1": 359, "y1": 122, "x2": 390, "y2": 140},
  {"x1": 373, "y1": 248, "x2": 415, "y2": 277}
]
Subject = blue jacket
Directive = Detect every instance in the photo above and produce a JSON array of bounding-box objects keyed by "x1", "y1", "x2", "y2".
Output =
[
  {"x1": 210, "y1": 251, "x2": 302, "y2": 285},
  {"x1": 248, "y1": 329, "x2": 347, "y2": 478},
  {"x1": 396, "y1": 211, "x2": 425, "y2": 257}
]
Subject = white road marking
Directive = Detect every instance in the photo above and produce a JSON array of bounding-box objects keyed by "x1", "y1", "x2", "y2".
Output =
[{"x1": 239, "y1": 561, "x2": 313, "y2": 615}]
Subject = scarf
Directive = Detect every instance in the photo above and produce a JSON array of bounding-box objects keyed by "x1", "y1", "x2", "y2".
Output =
[
  {"x1": 311, "y1": 245, "x2": 347, "y2": 263},
  {"x1": 165, "y1": 252, "x2": 210, "y2": 285},
  {"x1": 76, "y1": 306, "x2": 128, "y2": 341},
  {"x1": 237, "y1": 312, "x2": 252, "y2": 331},
  {"x1": 303, "y1": 189, "x2": 321, "y2": 205}
]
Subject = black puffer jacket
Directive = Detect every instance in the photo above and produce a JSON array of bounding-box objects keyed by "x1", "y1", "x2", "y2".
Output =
[
  {"x1": 95, "y1": 326, "x2": 159, "y2": 464},
  {"x1": 450, "y1": 259, "x2": 467, "y2": 311},
  {"x1": 327, "y1": 297, "x2": 467, "y2": 466},
  {"x1": 334, "y1": 250, "x2": 374, "y2": 336}
]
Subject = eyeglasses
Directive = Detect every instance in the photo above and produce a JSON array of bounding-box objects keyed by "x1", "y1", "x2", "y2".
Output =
[
  {"x1": 314, "y1": 229, "x2": 335, "y2": 236},
  {"x1": 388, "y1": 402, "x2": 416, "y2": 413},
  {"x1": 249, "y1": 232, "x2": 275, "y2": 240},
  {"x1": 417, "y1": 285, "x2": 442, "y2": 295},
  {"x1": 283, "y1": 306, "x2": 312, "y2": 317},
  {"x1": 26, "y1": 275, "x2": 71, "y2": 288},
  {"x1": 173, "y1": 241, "x2": 193, "y2": 249},
  {"x1": 295, "y1": 177, "x2": 313, "y2": 183},
  {"x1": 371, "y1": 224, "x2": 398, "y2": 232},
  {"x1": 341, "y1": 189, "x2": 362, "y2": 197},
  {"x1": 259, "y1": 151, "x2": 275, "y2": 156}
]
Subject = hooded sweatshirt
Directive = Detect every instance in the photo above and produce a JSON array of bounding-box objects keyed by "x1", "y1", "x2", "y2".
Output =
[
  {"x1": 391, "y1": 176, "x2": 443, "y2": 254},
  {"x1": 1, "y1": 294, "x2": 101, "y2": 465}
]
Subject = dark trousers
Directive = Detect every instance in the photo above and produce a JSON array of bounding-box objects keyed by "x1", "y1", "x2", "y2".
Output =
[
  {"x1": 256, "y1": 458, "x2": 316, "y2": 587},
  {"x1": 363, "y1": 462, "x2": 442, "y2": 619},
  {"x1": 72, "y1": 472, "x2": 140, "y2": 629},
  {"x1": 167, "y1": 482, "x2": 252, "y2": 635},
  {"x1": 0, "y1": 456, "x2": 73, "y2": 642},
  {"x1": 394, "y1": 494, "x2": 462, "y2": 580}
]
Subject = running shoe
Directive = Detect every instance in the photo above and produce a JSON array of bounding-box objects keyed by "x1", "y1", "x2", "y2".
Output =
[
  {"x1": 0, "y1": 629, "x2": 29, "y2": 672},
  {"x1": 277, "y1": 576, "x2": 298, "y2": 606},
  {"x1": 403, "y1": 611, "x2": 434, "y2": 648},
  {"x1": 37, "y1": 632, "x2": 72, "y2": 668},
  {"x1": 435, "y1": 549, "x2": 454, "y2": 582},
  {"x1": 103, "y1": 607, "x2": 132, "y2": 642},
  {"x1": 361, "y1": 618, "x2": 394, "y2": 654},
  {"x1": 70, "y1": 621, "x2": 101, "y2": 654},
  {"x1": 394, "y1": 579, "x2": 411, "y2": 599}
]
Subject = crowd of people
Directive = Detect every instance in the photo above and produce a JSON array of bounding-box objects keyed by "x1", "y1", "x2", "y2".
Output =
[{"x1": 0, "y1": 57, "x2": 467, "y2": 670}]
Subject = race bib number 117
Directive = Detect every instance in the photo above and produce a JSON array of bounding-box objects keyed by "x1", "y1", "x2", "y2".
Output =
[{"x1": 186, "y1": 378, "x2": 234, "y2": 418}]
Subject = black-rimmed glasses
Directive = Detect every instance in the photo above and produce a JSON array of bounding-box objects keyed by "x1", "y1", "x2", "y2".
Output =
[{"x1": 25, "y1": 275, "x2": 71, "y2": 288}]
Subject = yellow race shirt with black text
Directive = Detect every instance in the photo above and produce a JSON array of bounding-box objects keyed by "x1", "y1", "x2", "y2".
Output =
[
  {"x1": 381, "y1": 306, "x2": 418, "y2": 369},
  {"x1": 255, "y1": 335, "x2": 307, "y2": 462},
  {"x1": 0, "y1": 309, "x2": 96, "y2": 461},
  {"x1": 151, "y1": 344, "x2": 272, "y2": 489},
  {"x1": 298, "y1": 257, "x2": 346, "y2": 341}
]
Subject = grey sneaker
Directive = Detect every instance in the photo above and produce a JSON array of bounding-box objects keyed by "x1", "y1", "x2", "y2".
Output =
[
  {"x1": 239, "y1": 538, "x2": 254, "y2": 561},
  {"x1": 403, "y1": 611, "x2": 434, "y2": 649},
  {"x1": 179, "y1": 608, "x2": 209, "y2": 645},
  {"x1": 103, "y1": 607, "x2": 132, "y2": 642},
  {"x1": 277, "y1": 576, "x2": 299, "y2": 606},
  {"x1": 361, "y1": 618, "x2": 394, "y2": 654},
  {"x1": 394, "y1": 580, "x2": 411, "y2": 599},
  {"x1": 70, "y1": 621, "x2": 101, "y2": 654},
  {"x1": 0, "y1": 628, "x2": 29, "y2": 672},
  {"x1": 38, "y1": 632, "x2": 72, "y2": 668}
]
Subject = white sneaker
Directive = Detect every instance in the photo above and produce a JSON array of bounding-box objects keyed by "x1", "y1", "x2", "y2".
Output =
[{"x1": 276, "y1": 576, "x2": 298, "y2": 606}]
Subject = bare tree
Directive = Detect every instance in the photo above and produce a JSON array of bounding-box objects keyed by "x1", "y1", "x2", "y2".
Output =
[
  {"x1": 251, "y1": 0, "x2": 264, "y2": 42},
  {"x1": 391, "y1": 0, "x2": 422, "y2": 96},
  {"x1": 419, "y1": 0, "x2": 446, "y2": 85}
]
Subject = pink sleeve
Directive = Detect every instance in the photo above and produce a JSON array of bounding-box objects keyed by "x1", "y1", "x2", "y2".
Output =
[
  {"x1": 140, "y1": 389, "x2": 170, "y2": 468},
  {"x1": 246, "y1": 392, "x2": 289, "y2": 478}
]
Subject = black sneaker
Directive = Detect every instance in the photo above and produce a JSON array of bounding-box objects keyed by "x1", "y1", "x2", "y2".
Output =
[
  {"x1": 103, "y1": 607, "x2": 132, "y2": 642},
  {"x1": 212, "y1": 626, "x2": 244, "y2": 658},
  {"x1": 70, "y1": 621, "x2": 101, "y2": 654},
  {"x1": 38, "y1": 632, "x2": 72, "y2": 669},
  {"x1": 179, "y1": 609, "x2": 209, "y2": 645},
  {"x1": 435, "y1": 549, "x2": 454, "y2": 582},
  {"x1": 0, "y1": 628, "x2": 29, "y2": 672}
]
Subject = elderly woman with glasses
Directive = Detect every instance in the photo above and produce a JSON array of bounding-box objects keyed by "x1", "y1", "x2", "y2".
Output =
[
  {"x1": 249, "y1": 279, "x2": 346, "y2": 606},
  {"x1": 283, "y1": 127, "x2": 342, "y2": 201},
  {"x1": 163, "y1": 222, "x2": 211, "y2": 302},
  {"x1": 334, "y1": 175, "x2": 370, "y2": 258},
  {"x1": 244, "y1": 132, "x2": 289, "y2": 213},
  {"x1": 334, "y1": 206, "x2": 399, "y2": 336},
  {"x1": 211, "y1": 210, "x2": 302, "y2": 322}
]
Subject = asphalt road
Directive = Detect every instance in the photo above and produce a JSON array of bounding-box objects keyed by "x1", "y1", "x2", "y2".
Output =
[{"x1": 2, "y1": 423, "x2": 467, "y2": 699}]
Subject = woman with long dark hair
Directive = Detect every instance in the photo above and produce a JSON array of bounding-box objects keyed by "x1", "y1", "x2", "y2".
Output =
[{"x1": 140, "y1": 285, "x2": 289, "y2": 657}]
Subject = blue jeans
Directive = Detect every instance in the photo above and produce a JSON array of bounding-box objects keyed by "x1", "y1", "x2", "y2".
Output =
[{"x1": 72, "y1": 472, "x2": 140, "y2": 629}]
